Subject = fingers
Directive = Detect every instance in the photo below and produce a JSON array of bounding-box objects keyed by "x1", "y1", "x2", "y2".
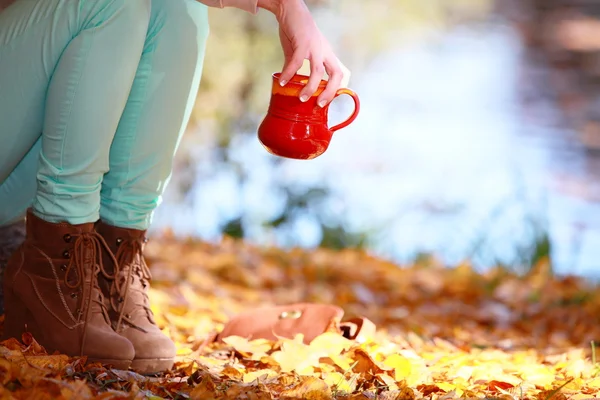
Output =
[
  {"x1": 299, "y1": 53, "x2": 325, "y2": 102},
  {"x1": 279, "y1": 50, "x2": 305, "y2": 87},
  {"x1": 317, "y1": 56, "x2": 343, "y2": 107}
]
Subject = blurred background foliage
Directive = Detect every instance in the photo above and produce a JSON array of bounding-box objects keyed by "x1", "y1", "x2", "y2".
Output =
[{"x1": 152, "y1": 0, "x2": 600, "y2": 278}]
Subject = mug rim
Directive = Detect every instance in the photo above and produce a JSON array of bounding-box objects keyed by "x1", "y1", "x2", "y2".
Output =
[{"x1": 272, "y1": 72, "x2": 327, "y2": 88}]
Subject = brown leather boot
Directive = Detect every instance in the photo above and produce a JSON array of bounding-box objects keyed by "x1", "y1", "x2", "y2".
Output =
[
  {"x1": 3, "y1": 210, "x2": 135, "y2": 369},
  {"x1": 95, "y1": 221, "x2": 176, "y2": 374}
]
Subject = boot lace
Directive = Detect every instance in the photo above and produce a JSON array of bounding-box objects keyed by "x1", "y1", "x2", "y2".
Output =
[
  {"x1": 110, "y1": 238, "x2": 154, "y2": 332},
  {"x1": 32, "y1": 231, "x2": 118, "y2": 326},
  {"x1": 62, "y1": 232, "x2": 118, "y2": 324}
]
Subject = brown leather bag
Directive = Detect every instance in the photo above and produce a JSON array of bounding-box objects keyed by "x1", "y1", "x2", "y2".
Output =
[{"x1": 215, "y1": 303, "x2": 376, "y2": 345}]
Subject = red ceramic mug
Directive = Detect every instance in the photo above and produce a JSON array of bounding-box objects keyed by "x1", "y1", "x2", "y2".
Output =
[{"x1": 257, "y1": 73, "x2": 360, "y2": 160}]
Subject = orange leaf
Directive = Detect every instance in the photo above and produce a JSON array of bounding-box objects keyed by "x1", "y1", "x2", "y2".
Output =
[
  {"x1": 416, "y1": 384, "x2": 443, "y2": 396},
  {"x1": 21, "y1": 332, "x2": 46, "y2": 355},
  {"x1": 190, "y1": 375, "x2": 218, "y2": 400},
  {"x1": 488, "y1": 380, "x2": 515, "y2": 392},
  {"x1": 280, "y1": 376, "x2": 332, "y2": 400}
]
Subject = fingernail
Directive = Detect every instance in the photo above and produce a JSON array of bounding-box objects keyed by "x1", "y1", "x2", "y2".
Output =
[
  {"x1": 318, "y1": 100, "x2": 327, "y2": 108},
  {"x1": 279, "y1": 79, "x2": 287, "y2": 86},
  {"x1": 300, "y1": 95, "x2": 309, "y2": 102}
]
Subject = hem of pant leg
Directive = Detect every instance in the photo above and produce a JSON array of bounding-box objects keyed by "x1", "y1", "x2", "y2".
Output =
[
  {"x1": 30, "y1": 207, "x2": 99, "y2": 225},
  {"x1": 98, "y1": 216, "x2": 150, "y2": 231}
]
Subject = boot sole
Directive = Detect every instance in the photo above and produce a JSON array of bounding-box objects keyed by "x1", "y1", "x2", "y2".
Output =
[
  {"x1": 3, "y1": 328, "x2": 133, "y2": 370},
  {"x1": 130, "y1": 357, "x2": 174, "y2": 375},
  {"x1": 4, "y1": 290, "x2": 133, "y2": 370}
]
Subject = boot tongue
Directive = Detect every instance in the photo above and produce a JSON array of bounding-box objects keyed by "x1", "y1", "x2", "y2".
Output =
[
  {"x1": 71, "y1": 234, "x2": 113, "y2": 324},
  {"x1": 82, "y1": 265, "x2": 112, "y2": 323},
  {"x1": 112, "y1": 238, "x2": 155, "y2": 330}
]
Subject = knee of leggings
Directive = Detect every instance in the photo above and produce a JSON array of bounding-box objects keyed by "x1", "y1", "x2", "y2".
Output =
[
  {"x1": 130, "y1": 0, "x2": 153, "y2": 22},
  {"x1": 82, "y1": 0, "x2": 152, "y2": 38},
  {"x1": 149, "y1": 0, "x2": 210, "y2": 43},
  {"x1": 123, "y1": 0, "x2": 153, "y2": 37}
]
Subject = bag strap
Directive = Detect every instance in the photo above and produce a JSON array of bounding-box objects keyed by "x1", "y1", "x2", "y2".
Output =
[{"x1": 339, "y1": 317, "x2": 376, "y2": 342}]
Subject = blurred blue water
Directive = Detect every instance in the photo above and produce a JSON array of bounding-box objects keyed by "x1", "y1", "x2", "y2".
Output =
[{"x1": 152, "y1": 18, "x2": 600, "y2": 277}]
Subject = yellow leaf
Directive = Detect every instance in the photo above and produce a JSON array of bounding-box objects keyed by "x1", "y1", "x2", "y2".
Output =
[
  {"x1": 176, "y1": 346, "x2": 194, "y2": 356},
  {"x1": 329, "y1": 354, "x2": 352, "y2": 371},
  {"x1": 317, "y1": 361, "x2": 337, "y2": 374},
  {"x1": 242, "y1": 369, "x2": 278, "y2": 383},
  {"x1": 322, "y1": 372, "x2": 355, "y2": 393},
  {"x1": 197, "y1": 356, "x2": 229, "y2": 368},
  {"x1": 382, "y1": 354, "x2": 412, "y2": 381},
  {"x1": 588, "y1": 377, "x2": 600, "y2": 388},
  {"x1": 436, "y1": 382, "x2": 455, "y2": 392},
  {"x1": 475, "y1": 372, "x2": 522, "y2": 387},
  {"x1": 518, "y1": 365, "x2": 555, "y2": 389},
  {"x1": 271, "y1": 338, "x2": 321, "y2": 375},
  {"x1": 8, "y1": 354, "x2": 70, "y2": 371},
  {"x1": 222, "y1": 335, "x2": 272, "y2": 359},
  {"x1": 452, "y1": 365, "x2": 474, "y2": 381},
  {"x1": 309, "y1": 332, "x2": 354, "y2": 357},
  {"x1": 564, "y1": 359, "x2": 591, "y2": 378}
]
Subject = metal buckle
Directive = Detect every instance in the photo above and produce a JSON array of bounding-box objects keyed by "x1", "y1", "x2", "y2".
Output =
[{"x1": 279, "y1": 310, "x2": 302, "y2": 320}]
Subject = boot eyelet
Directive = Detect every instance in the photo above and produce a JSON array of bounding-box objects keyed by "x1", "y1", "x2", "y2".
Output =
[
  {"x1": 60, "y1": 264, "x2": 67, "y2": 272},
  {"x1": 125, "y1": 314, "x2": 131, "y2": 319},
  {"x1": 143, "y1": 237, "x2": 149, "y2": 243},
  {"x1": 70, "y1": 292, "x2": 77, "y2": 299},
  {"x1": 118, "y1": 297, "x2": 124, "y2": 303},
  {"x1": 116, "y1": 238, "x2": 123, "y2": 246},
  {"x1": 75, "y1": 308, "x2": 80, "y2": 315},
  {"x1": 63, "y1": 234, "x2": 72, "y2": 243},
  {"x1": 62, "y1": 250, "x2": 70, "y2": 258}
]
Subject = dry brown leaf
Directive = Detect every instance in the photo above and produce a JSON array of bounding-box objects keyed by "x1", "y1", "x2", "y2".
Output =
[
  {"x1": 190, "y1": 375, "x2": 218, "y2": 400},
  {"x1": 347, "y1": 348, "x2": 381, "y2": 377},
  {"x1": 380, "y1": 386, "x2": 416, "y2": 400},
  {"x1": 279, "y1": 376, "x2": 332, "y2": 400},
  {"x1": 223, "y1": 383, "x2": 273, "y2": 400},
  {"x1": 1, "y1": 236, "x2": 600, "y2": 398},
  {"x1": 221, "y1": 364, "x2": 244, "y2": 380}
]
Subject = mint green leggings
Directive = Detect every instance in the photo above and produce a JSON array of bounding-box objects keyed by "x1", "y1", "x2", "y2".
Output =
[{"x1": 0, "y1": 0, "x2": 209, "y2": 229}]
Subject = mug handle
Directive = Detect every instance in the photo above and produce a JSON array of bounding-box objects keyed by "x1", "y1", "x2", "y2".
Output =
[{"x1": 329, "y1": 88, "x2": 361, "y2": 133}]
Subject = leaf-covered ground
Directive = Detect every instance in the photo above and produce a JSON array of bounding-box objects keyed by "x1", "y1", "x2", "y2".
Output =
[{"x1": 2, "y1": 233, "x2": 600, "y2": 399}]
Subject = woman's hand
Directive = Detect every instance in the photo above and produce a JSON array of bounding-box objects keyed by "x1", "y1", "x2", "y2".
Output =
[{"x1": 258, "y1": 0, "x2": 344, "y2": 107}]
